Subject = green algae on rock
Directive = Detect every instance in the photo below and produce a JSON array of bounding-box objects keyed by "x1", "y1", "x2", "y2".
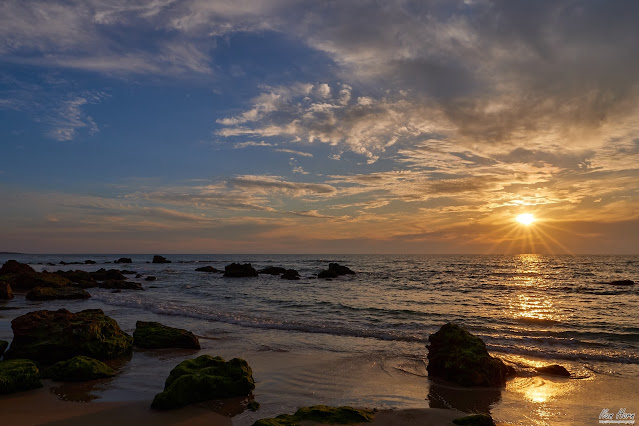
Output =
[
  {"x1": 151, "y1": 355, "x2": 255, "y2": 410},
  {"x1": 26, "y1": 286, "x2": 91, "y2": 301},
  {"x1": 0, "y1": 359, "x2": 42, "y2": 394},
  {"x1": 453, "y1": 413, "x2": 496, "y2": 426},
  {"x1": 4, "y1": 308, "x2": 133, "y2": 364},
  {"x1": 42, "y1": 355, "x2": 116, "y2": 381},
  {"x1": 0, "y1": 280, "x2": 13, "y2": 299},
  {"x1": 427, "y1": 323, "x2": 514, "y2": 387},
  {"x1": 133, "y1": 321, "x2": 200, "y2": 349},
  {"x1": 252, "y1": 405, "x2": 375, "y2": 426}
]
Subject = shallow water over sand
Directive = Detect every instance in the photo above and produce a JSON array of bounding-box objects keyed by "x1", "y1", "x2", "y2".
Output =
[{"x1": 1, "y1": 254, "x2": 638, "y2": 424}]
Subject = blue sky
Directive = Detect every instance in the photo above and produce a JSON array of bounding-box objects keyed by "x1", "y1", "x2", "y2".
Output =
[{"x1": 1, "y1": 1, "x2": 638, "y2": 254}]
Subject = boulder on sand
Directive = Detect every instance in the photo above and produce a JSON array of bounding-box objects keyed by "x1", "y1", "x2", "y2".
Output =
[
  {"x1": 26, "y1": 286, "x2": 91, "y2": 301},
  {"x1": 151, "y1": 355, "x2": 255, "y2": 410},
  {"x1": 0, "y1": 281, "x2": 14, "y2": 299},
  {"x1": 134, "y1": 321, "x2": 200, "y2": 349},
  {"x1": 152, "y1": 255, "x2": 171, "y2": 264},
  {"x1": 3, "y1": 308, "x2": 133, "y2": 364},
  {"x1": 427, "y1": 323, "x2": 514, "y2": 387},
  {"x1": 223, "y1": 263, "x2": 258, "y2": 278},
  {"x1": 0, "y1": 359, "x2": 42, "y2": 394},
  {"x1": 42, "y1": 355, "x2": 116, "y2": 382}
]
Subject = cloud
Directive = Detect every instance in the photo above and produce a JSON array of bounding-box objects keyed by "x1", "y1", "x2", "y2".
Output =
[
  {"x1": 47, "y1": 92, "x2": 109, "y2": 141},
  {"x1": 233, "y1": 141, "x2": 274, "y2": 149},
  {"x1": 229, "y1": 175, "x2": 336, "y2": 196}
]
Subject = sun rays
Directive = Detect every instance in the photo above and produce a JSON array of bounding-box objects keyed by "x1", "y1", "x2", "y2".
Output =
[{"x1": 484, "y1": 213, "x2": 575, "y2": 254}]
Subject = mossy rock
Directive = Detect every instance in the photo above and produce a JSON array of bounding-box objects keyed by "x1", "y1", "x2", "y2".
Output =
[
  {"x1": 151, "y1": 355, "x2": 255, "y2": 410},
  {"x1": 134, "y1": 321, "x2": 200, "y2": 349},
  {"x1": 0, "y1": 281, "x2": 13, "y2": 299},
  {"x1": 252, "y1": 405, "x2": 375, "y2": 426},
  {"x1": 0, "y1": 340, "x2": 8, "y2": 358},
  {"x1": 9, "y1": 272, "x2": 71, "y2": 290},
  {"x1": 4, "y1": 308, "x2": 133, "y2": 364},
  {"x1": 0, "y1": 359, "x2": 42, "y2": 394},
  {"x1": 26, "y1": 286, "x2": 91, "y2": 301},
  {"x1": 42, "y1": 355, "x2": 116, "y2": 381},
  {"x1": 453, "y1": 413, "x2": 496, "y2": 426},
  {"x1": 0, "y1": 260, "x2": 35, "y2": 275},
  {"x1": 427, "y1": 323, "x2": 514, "y2": 387}
]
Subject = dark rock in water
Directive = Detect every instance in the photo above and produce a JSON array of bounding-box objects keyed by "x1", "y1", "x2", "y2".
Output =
[
  {"x1": 134, "y1": 321, "x2": 200, "y2": 349},
  {"x1": 60, "y1": 261, "x2": 84, "y2": 265},
  {"x1": 0, "y1": 359, "x2": 42, "y2": 394},
  {"x1": 42, "y1": 355, "x2": 116, "y2": 382},
  {"x1": 0, "y1": 281, "x2": 14, "y2": 299},
  {"x1": 4, "y1": 308, "x2": 133, "y2": 364},
  {"x1": 152, "y1": 255, "x2": 171, "y2": 264},
  {"x1": 247, "y1": 400, "x2": 260, "y2": 411},
  {"x1": 427, "y1": 323, "x2": 514, "y2": 387},
  {"x1": 151, "y1": 355, "x2": 255, "y2": 410},
  {"x1": 252, "y1": 405, "x2": 374, "y2": 426},
  {"x1": 607, "y1": 279, "x2": 635, "y2": 286},
  {"x1": 90, "y1": 268, "x2": 126, "y2": 281},
  {"x1": 318, "y1": 262, "x2": 355, "y2": 278},
  {"x1": 0, "y1": 260, "x2": 35, "y2": 275},
  {"x1": 99, "y1": 280, "x2": 143, "y2": 290},
  {"x1": 26, "y1": 287, "x2": 91, "y2": 301},
  {"x1": 135, "y1": 274, "x2": 143, "y2": 278},
  {"x1": 535, "y1": 364, "x2": 571, "y2": 377},
  {"x1": 55, "y1": 269, "x2": 93, "y2": 283},
  {"x1": 145, "y1": 276, "x2": 157, "y2": 281},
  {"x1": 258, "y1": 266, "x2": 287, "y2": 275},
  {"x1": 0, "y1": 340, "x2": 8, "y2": 357},
  {"x1": 10, "y1": 272, "x2": 71, "y2": 290},
  {"x1": 223, "y1": 263, "x2": 258, "y2": 278},
  {"x1": 115, "y1": 257, "x2": 132, "y2": 264},
  {"x1": 281, "y1": 269, "x2": 300, "y2": 280},
  {"x1": 121, "y1": 270, "x2": 137, "y2": 275},
  {"x1": 453, "y1": 413, "x2": 496, "y2": 426},
  {"x1": 84, "y1": 260, "x2": 96, "y2": 264},
  {"x1": 195, "y1": 266, "x2": 219, "y2": 273},
  {"x1": 111, "y1": 289, "x2": 121, "y2": 293}
]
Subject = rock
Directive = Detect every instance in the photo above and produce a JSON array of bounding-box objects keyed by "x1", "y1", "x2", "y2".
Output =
[
  {"x1": 0, "y1": 340, "x2": 7, "y2": 358},
  {"x1": 4, "y1": 308, "x2": 133, "y2": 364},
  {"x1": 195, "y1": 266, "x2": 220, "y2": 273},
  {"x1": 0, "y1": 359, "x2": 42, "y2": 394},
  {"x1": 145, "y1": 276, "x2": 157, "y2": 281},
  {"x1": 99, "y1": 280, "x2": 143, "y2": 290},
  {"x1": 135, "y1": 274, "x2": 143, "y2": 278},
  {"x1": 223, "y1": 263, "x2": 258, "y2": 278},
  {"x1": 318, "y1": 262, "x2": 355, "y2": 279},
  {"x1": 120, "y1": 270, "x2": 137, "y2": 275},
  {"x1": 42, "y1": 355, "x2": 116, "y2": 382},
  {"x1": 115, "y1": 258, "x2": 132, "y2": 264},
  {"x1": 427, "y1": 323, "x2": 514, "y2": 387},
  {"x1": 281, "y1": 269, "x2": 300, "y2": 280},
  {"x1": 247, "y1": 400, "x2": 260, "y2": 411},
  {"x1": 258, "y1": 266, "x2": 287, "y2": 275},
  {"x1": 84, "y1": 260, "x2": 96, "y2": 264},
  {"x1": 607, "y1": 279, "x2": 635, "y2": 286},
  {"x1": 453, "y1": 413, "x2": 496, "y2": 426},
  {"x1": 90, "y1": 268, "x2": 125, "y2": 281},
  {"x1": 152, "y1": 255, "x2": 171, "y2": 264},
  {"x1": 0, "y1": 281, "x2": 14, "y2": 299},
  {"x1": 151, "y1": 355, "x2": 255, "y2": 410},
  {"x1": 26, "y1": 287, "x2": 91, "y2": 301},
  {"x1": 10, "y1": 272, "x2": 71, "y2": 290},
  {"x1": 252, "y1": 405, "x2": 374, "y2": 426},
  {"x1": 54, "y1": 269, "x2": 94, "y2": 284},
  {"x1": 133, "y1": 321, "x2": 200, "y2": 349},
  {"x1": 0, "y1": 260, "x2": 35, "y2": 275},
  {"x1": 535, "y1": 364, "x2": 571, "y2": 377}
]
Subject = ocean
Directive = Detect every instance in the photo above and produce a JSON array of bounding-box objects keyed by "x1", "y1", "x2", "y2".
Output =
[{"x1": 1, "y1": 254, "x2": 638, "y2": 425}]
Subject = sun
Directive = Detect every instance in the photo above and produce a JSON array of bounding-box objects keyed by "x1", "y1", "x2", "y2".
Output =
[{"x1": 516, "y1": 213, "x2": 536, "y2": 225}]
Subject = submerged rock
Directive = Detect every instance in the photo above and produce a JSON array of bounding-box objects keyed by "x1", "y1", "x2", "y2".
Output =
[
  {"x1": 224, "y1": 263, "x2": 258, "y2": 278},
  {"x1": 152, "y1": 255, "x2": 171, "y2": 264},
  {"x1": 144, "y1": 276, "x2": 156, "y2": 281},
  {"x1": 535, "y1": 364, "x2": 571, "y2": 377},
  {"x1": 258, "y1": 266, "x2": 287, "y2": 275},
  {"x1": 453, "y1": 413, "x2": 496, "y2": 426},
  {"x1": 115, "y1": 257, "x2": 132, "y2": 264},
  {"x1": 133, "y1": 321, "x2": 200, "y2": 349},
  {"x1": 0, "y1": 281, "x2": 14, "y2": 299},
  {"x1": 252, "y1": 405, "x2": 374, "y2": 426},
  {"x1": 606, "y1": 279, "x2": 635, "y2": 286},
  {"x1": 151, "y1": 355, "x2": 255, "y2": 410},
  {"x1": 99, "y1": 280, "x2": 143, "y2": 290},
  {"x1": 0, "y1": 340, "x2": 8, "y2": 358},
  {"x1": 4, "y1": 308, "x2": 133, "y2": 364},
  {"x1": 84, "y1": 260, "x2": 96, "y2": 264},
  {"x1": 195, "y1": 266, "x2": 220, "y2": 273},
  {"x1": 0, "y1": 359, "x2": 42, "y2": 394},
  {"x1": 427, "y1": 323, "x2": 514, "y2": 387},
  {"x1": 0, "y1": 260, "x2": 35, "y2": 275},
  {"x1": 281, "y1": 269, "x2": 300, "y2": 280},
  {"x1": 26, "y1": 287, "x2": 91, "y2": 301},
  {"x1": 318, "y1": 263, "x2": 355, "y2": 279},
  {"x1": 42, "y1": 355, "x2": 116, "y2": 381}
]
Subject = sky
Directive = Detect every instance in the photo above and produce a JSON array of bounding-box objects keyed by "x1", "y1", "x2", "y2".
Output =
[{"x1": 1, "y1": 0, "x2": 638, "y2": 254}]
